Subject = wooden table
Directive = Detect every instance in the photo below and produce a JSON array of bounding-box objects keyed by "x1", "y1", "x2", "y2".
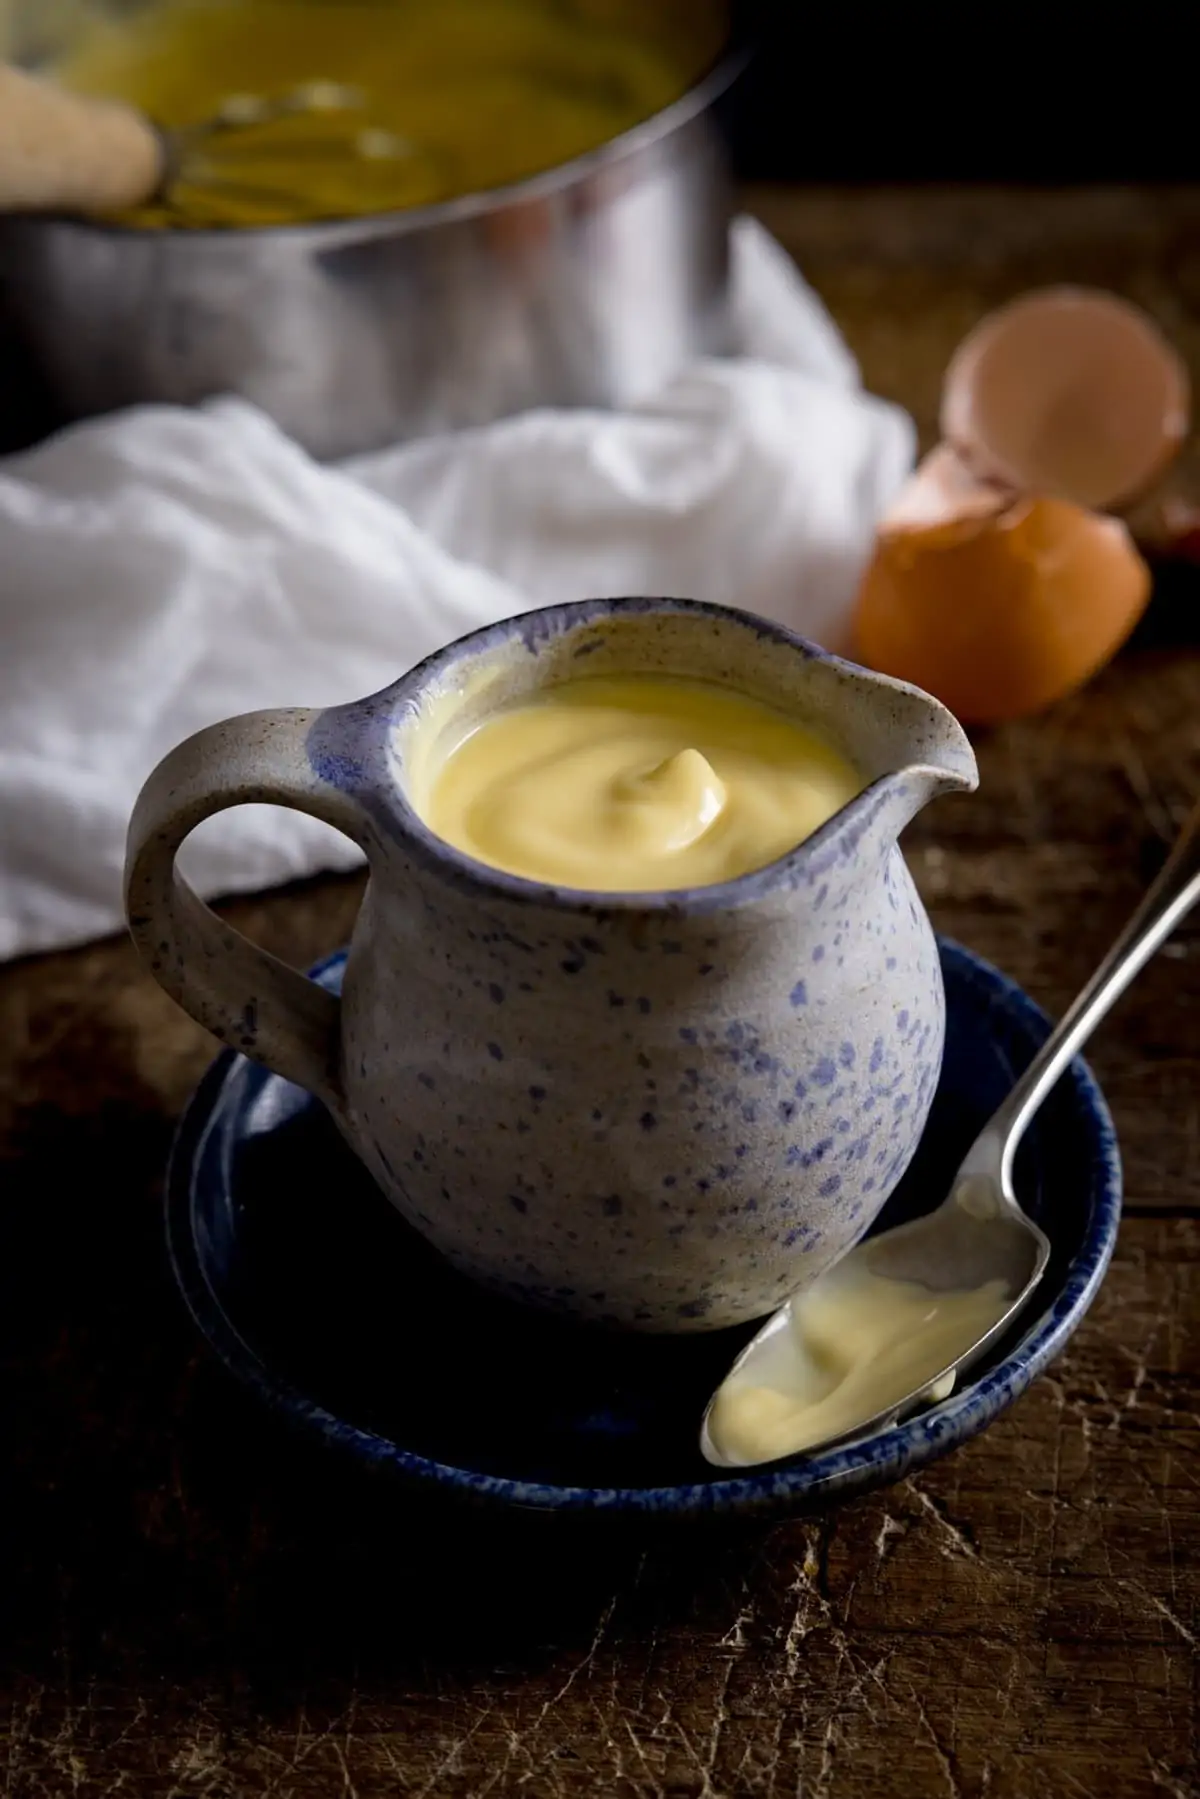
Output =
[{"x1": 4, "y1": 187, "x2": 1198, "y2": 1799}]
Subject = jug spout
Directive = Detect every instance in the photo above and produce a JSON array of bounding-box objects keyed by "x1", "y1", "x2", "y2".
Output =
[
  {"x1": 872, "y1": 754, "x2": 975, "y2": 846},
  {"x1": 818, "y1": 658, "x2": 978, "y2": 842},
  {"x1": 886, "y1": 703, "x2": 978, "y2": 831}
]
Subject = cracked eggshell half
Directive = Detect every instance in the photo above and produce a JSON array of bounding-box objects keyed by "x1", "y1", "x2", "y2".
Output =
[
  {"x1": 853, "y1": 447, "x2": 1153, "y2": 725},
  {"x1": 941, "y1": 285, "x2": 1190, "y2": 512}
]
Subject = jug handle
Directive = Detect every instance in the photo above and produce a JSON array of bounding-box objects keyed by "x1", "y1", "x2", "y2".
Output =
[{"x1": 124, "y1": 708, "x2": 368, "y2": 1121}]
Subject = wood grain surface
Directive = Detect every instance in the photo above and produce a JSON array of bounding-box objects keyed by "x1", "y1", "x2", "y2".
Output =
[{"x1": 3, "y1": 186, "x2": 1199, "y2": 1798}]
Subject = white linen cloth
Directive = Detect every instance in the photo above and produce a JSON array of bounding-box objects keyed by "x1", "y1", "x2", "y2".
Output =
[{"x1": 0, "y1": 216, "x2": 914, "y2": 960}]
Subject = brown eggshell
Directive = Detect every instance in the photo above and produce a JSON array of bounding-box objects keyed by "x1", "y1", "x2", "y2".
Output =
[
  {"x1": 854, "y1": 494, "x2": 1152, "y2": 725},
  {"x1": 880, "y1": 443, "x2": 1012, "y2": 531},
  {"x1": 941, "y1": 287, "x2": 1189, "y2": 511}
]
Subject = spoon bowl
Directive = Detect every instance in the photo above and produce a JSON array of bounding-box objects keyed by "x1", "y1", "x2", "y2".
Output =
[
  {"x1": 703, "y1": 790, "x2": 1200, "y2": 1469},
  {"x1": 699, "y1": 1171, "x2": 1050, "y2": 1468},
  {"x1": 857, "y1": 1175, "x2": 1048, "y2": 1297}
]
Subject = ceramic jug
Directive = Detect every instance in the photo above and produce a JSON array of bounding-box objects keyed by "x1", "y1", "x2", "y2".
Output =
[{"x1": 126, "y1": 597, "x2": 977, "y2": 1332}]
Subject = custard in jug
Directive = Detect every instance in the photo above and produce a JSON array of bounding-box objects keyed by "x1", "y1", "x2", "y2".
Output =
[{"x1": 426, "y1": 674, "x2": 863, "y2": 891}]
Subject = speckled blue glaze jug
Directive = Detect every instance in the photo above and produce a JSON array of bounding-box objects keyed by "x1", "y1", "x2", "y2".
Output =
[{"x1": 127, "y1": 598, "x2": 977, "y2": 1332}]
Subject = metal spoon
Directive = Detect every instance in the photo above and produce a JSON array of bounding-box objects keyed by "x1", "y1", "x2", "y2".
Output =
[{"x1": 701, "y1": 792, "x2": 1200, "y2": 1468}]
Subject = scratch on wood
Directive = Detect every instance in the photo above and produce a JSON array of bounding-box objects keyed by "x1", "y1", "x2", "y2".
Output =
[
  {"x1": 780, "y1": 1526, "x2": 835, "y2": 1682},
  {"x1": 1101, "y1": 1298, "x2": 1173, "y2": 1433},
  {"x1": 700, "y1": 1654, "x2": 736, "y2": 1792},
  {"x1": 167, "y1": 1727, "x2": 226, "y2": 1797},
  {"x1": 1147, "y1": 1752, "x2": 1197, "y2": 1799},
  {"x1": 620, "y1": 1715, "x2": 666, "y2": 1799},
  {"x1": 909, "y1": 1689, "x2": 966, "y2": 1799},
  {"x1": 873, "y1": 1511, "x2": 908, "y2": 1565},
  {"x1": 902, "y1": 1479, "x2": 981, "y2": 1559},
  {"x1": 1113, "y1": 730, "x2": 1177, "y2": 845},
  {"x1": 329, "y1": 1736, "x2": 360, "y2": 1799},
  {"x1": 807, "y1": 1652, "x2": 895, "y2": 1799},
  {"x1": 538, "y1": 1591, "x2": 618, "y2": 1718},
  {"x1": 409, "y1": 1708, "x2": 495, "y2": 1799},
  {"x1": 667, "y1": 1711, "x2": 723, "y2": 1799},
  {"x1": 1058, "y1": 1771, "x2": 1099, "y2": 1799},
  {"x1": 719, "y1": 1601, "x2": 755, "y2": 1651},
  {"x1": 1122, "y1": 1583, "x2": 1200, "y2": 1651},
  {"x1": 813, "y1": 1713, "x2": 838, "y2": 1799}
]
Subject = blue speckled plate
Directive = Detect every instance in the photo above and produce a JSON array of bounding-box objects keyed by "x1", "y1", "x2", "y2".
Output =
[{"x1": 166, "y1": 938, "x2": 1120, "y2": 1519}]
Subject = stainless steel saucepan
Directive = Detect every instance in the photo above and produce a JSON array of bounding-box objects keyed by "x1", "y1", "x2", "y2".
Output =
[{"x1": 0, "y1": 2, "x2": 742, "y2": 459}]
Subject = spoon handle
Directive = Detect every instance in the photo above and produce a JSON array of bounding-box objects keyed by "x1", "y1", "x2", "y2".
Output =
[{"x1": 991, "y1": 794, "x2": 1200, "y2": 1180}]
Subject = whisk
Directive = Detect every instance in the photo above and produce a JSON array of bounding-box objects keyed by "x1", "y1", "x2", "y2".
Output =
[{"x1": 0, "y1": 62, "x2": 428, "y2": 222}]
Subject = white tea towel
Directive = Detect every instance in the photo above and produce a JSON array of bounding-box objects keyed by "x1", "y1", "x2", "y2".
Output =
[{"x1": 0, "y1": 216, "x2": 914, "y2": 961}]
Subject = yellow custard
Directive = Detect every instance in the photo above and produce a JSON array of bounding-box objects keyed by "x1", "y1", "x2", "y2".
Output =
[
  {"x1": 707, "y1": 1260, "x2": 1013, "y2": 1466},
  {"x1": 47, "y1": 0, "x2": 722, "y2": 228},
  {"x1": 426, "y1": 674, "x2": 862, "y2": 891}
]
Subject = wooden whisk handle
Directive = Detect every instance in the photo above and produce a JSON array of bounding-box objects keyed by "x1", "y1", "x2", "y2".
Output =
[{"x1": 0, "y1": 63, "x2": 163, "y2": 214}]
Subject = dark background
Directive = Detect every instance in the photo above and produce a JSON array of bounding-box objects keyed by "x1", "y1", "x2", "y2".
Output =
[{"x1": 726, "y1": 3, "x2": 1192, "y2": 182}]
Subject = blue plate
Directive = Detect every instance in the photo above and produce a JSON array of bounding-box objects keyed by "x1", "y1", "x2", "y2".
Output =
[{"x1": 166, "y1": 938, "x2": 1121, "y2": 1519}]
